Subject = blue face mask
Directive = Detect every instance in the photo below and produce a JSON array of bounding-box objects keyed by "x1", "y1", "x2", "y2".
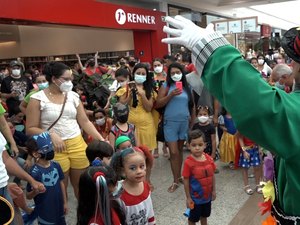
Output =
[
  {"x1": 275, "y1": 81, "x2": 285, "y2": 90},
  {"x1": 134, "y1": 74, "x2": 146, "y2": 84},
  {"x1": 37, "y1": 82, "x2": 49, "y2": 90}
]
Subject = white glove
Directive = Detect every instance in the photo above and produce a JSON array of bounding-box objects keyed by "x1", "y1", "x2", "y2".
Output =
[{"x1": 162, "y1": 15, "x2": 215, "y2": 50}]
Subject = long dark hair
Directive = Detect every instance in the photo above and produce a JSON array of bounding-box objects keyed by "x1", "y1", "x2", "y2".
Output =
[
  {"x1": 77, "y1": 166, "x2": 126, "y2": 225},
  {"x1": 43, "y1": 61, "x2": 70, "y2": 83},
  {"x1": 166, "y1": 62, "x2": 194, "y2": 115},
  {"x1": 132, "y1": 63, "x2": 153, "y2": 100}
]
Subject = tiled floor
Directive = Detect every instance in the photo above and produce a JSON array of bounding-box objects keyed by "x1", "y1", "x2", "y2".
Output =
[{"x1": 63, "y1": 149, "x2": 265, "y2": 224}]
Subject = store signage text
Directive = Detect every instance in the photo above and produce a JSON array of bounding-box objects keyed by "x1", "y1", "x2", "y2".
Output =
[{"x1": 115, "y1": 9, "x2": 156, "y2": 25}]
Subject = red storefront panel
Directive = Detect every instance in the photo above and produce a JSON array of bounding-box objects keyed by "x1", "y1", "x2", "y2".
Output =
[{"x1": 0, "y1": 0, "x2": 168, "y2": 61}]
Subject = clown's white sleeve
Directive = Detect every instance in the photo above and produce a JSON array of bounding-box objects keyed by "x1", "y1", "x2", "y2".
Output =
[{"x1": 191, "y1": 32, "x2": 230, "y2": 75}]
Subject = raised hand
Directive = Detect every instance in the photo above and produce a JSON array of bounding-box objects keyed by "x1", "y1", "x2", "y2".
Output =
[{"x1": 162, "y1": 15, "x2": 215, "y2": 50}]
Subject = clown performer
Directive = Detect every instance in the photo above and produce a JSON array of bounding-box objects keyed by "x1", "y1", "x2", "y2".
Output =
[{"x1": 162, "y1": 16, "x2": 300, "y2": 224}]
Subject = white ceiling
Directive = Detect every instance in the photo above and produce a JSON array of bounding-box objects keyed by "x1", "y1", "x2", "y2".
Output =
[{"x1": 166, "y1": 0, "x2": 300, "y2": 29}]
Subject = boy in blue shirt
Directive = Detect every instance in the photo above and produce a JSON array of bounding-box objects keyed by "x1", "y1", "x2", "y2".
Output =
[{"x1": 26, "y1": 132, "x2": 68, "y2": 225}]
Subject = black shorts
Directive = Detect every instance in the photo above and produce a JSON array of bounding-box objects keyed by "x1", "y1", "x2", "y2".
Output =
[{"x1": 188, "y1": 201, "x2": 211, "y2": 222}]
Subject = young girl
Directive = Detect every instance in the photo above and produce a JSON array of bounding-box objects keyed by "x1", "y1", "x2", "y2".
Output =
[
  {"x1": 77, "y1": 166, "x2": 126, "y2": 225},
  {"x1": 110, "y1": 147, "x2": 155, "y2": 225},
  {"x1": 192, "y1": 106, "x2": 217, "y2": 161},
  {"x1": 238, "y1": 133, "x2": 262, "y2": 195},
  {"x1": 218, "y1": 107, "x2": 237, "y2": 169},
  {"x1": 108, "y1": 102, "x2": 138, "y2": 148},
  {"x1": 183, "y1": 130, "x2": 216, "y2": 225},
  {"x1": 92, "y1": 108, "x2": 113, "y2": 141}
]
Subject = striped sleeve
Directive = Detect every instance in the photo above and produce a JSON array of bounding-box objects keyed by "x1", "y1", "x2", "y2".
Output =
[{"x1": 191, "y1": 32, "x2": 230, "y2": 75}]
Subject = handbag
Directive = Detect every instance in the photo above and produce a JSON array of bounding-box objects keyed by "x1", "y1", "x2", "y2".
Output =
[
  {"x1": 47, "y1": 94, "x2": 67, "y2": 131},
  {"x1": 0, "y1": 196, "x2": 14, "y2": 225}
]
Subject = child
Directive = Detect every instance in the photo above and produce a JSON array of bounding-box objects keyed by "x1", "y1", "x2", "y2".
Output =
[
  {"x1": 192, "y1": 106, "x2": 218, "y2": 173},
  {"x1": 218, "y1": 108, "x2": 237, "y2": 169},
  {"x1": 238, "y1": 133, "x2": 262, "y2": 195},
  {"x1": 110, "y1": 147, "x2": 155, "y2": 225},
  {"x1": 182, "y1": 130, "x2": 216, "y2": 225},
  {"x1": 75, "y1": 84, "x2": 88, "y2": 107},
  {"x1": 26, "y1": 132, "x2": 68, "y2": 225},
  {"x1": 77, "y1": 166, "x2": 126, "y2": 225},
  {"x1": 86, "y1": 140, "x2": 114, "y2": 166},
  {"x1": 108, "y1": 103, "x2": 138, "y2": 148},
  {"x1": 115, "y1": 135, "x2": 132, "y2": 152}
]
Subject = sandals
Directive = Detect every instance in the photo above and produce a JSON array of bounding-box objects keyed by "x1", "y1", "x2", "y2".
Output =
[
  {"x1": 256, "y1": 185, "x2": 263, "y2": 194},
  {"x1": 153, "y1": 149, "x2": 159, "y2": 158},
  {"x1": 244, "y1": 185, "x2": 254, "y2": 195},
  {"x1": 167, "y1": 183, "x2": 179, "y2": 193}
]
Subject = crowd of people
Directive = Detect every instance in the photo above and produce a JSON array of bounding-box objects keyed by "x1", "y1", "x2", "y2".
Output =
[{"x1": 0, "y1": 19, "x2": 297, "y2": 225}]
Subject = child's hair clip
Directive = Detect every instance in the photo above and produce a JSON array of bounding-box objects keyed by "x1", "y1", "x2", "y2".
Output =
[
  {"x1": 92, "y1": 159, "x2": 103, "y2": 167},
  {"x1": 93, "y1": 171, "x2": 105, "y2": 182}
]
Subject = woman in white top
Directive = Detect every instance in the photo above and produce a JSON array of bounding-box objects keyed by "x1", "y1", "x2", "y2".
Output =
[{"x1": 26, "y1": 62, "x2": 104, "y2": 199}]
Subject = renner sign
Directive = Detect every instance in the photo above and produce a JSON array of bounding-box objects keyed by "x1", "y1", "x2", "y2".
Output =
[{"x1": 115, "y1": 9, "x2": 156, "y2": 25}]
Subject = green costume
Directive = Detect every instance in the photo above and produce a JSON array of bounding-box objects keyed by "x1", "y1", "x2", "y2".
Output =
[{"x1": 192, "y1": 34, "x2": 300, "y2": 222}]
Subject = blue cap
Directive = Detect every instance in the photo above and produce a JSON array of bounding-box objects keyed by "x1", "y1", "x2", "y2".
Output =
[{"x1": 32, "y1": 132, "x2": 53, "y2": 154}]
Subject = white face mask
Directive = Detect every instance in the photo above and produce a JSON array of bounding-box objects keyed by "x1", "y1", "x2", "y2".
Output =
[
  {"x1": 134, "y1": 74, "x2": 147, "y2": 84},
  {"x1": 12, "y1": 69, "x2": 21, "y2": 77},
  {"x1": 59, "y1": 80, "x2": 73, "y2": 92},
  {"x1": 95, "y1": 118, "x2": 106, "y2": 126},
  {"x1": 154, "y1": 66, "x2": 163, "y2": 74},
  {"x1": 198, "y1": 116, "x2": 209, "y2": 123},
  {"x1": 171, "y1": 73, "x2": 182, "y2": 82},
  {"x1": 258, "y1": 59, "x2": 264, "y2": 65}
]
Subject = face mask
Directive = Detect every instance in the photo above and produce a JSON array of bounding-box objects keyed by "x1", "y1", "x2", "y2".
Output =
[
  {"x1": 15, "y1": 124, "x2": 25, "y2": 132},
  {"x1": 40, "y1": 150, "x2": 55, "y2": 160},
  {"x1": 171, "y1": 73, "x2": 182, "y2": 82},
  {"x1": 119, "y1": 61, "x2": 126, "y2": 66},
  {"x1": 59, "y1": 80, "x2": 73, "y2": 92},
  {"x1": 119, "y1": 81, "x2": 127, "y2": 87},
  {"x1": 95, "y1": 118, "x2": 106, "y2": 126},
  {"x1": 198, "y1": 116, "x2": 209, "y2": 123},
  {"x1": 134, "y1": 74, "x2": 146, "y2": 84},
  {"x1": 154, "y1": 66, "x2": 163, "y2": 74},
  {"x1": 273, "y1": 53, "x2": 279, "y2": 59},
  {"x1": 128, "y1": 61, "x2": 136, "y2": 67},
  {"x1": 275, "y1": 81, "x2": 285, "y2": 90},
  {"x1": 258, "y1": 59, "x2": 264, "y2": 65},
  {"x1": 37, "y1": 82, "x2": 49, "y2": 90},
  {"x1": 116, "y1": 114, "x2": 128, "y2": 123},
  {"x1": 12, "y1": 69, "x2": 21, "y2": 77}
]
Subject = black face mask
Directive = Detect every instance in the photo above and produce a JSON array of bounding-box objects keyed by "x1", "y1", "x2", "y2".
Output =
[
  {"x1": 116, "y1": 114, "x2": 129, "y2": 123},
  {"x1": 40, "y1": 150, "x2": 55, "y2": 160},
  {"x1": 128, "y1": 61, "x2": 136, "y2": 67},
  {"x1": 119, "y1": 61, "x2": 126, "y2": 66}
]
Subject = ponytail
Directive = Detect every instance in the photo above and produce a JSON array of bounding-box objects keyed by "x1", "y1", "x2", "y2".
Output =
[{"x1": 94, "y1": 172, "x2": 111, "y2": 225}]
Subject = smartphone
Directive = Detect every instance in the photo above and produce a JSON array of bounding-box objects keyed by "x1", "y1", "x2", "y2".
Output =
[
  {"x1": 128, "y1": 81, "x2": 136, "y2": 90},
  {"x1": 176, "y1": 81, "x2": 182, "y2": 92}
]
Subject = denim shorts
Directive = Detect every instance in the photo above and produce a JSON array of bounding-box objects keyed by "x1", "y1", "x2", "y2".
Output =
[
  {"x1": 163, "y1": 120, "x2": 189, "y2": 142},
  {"x1": 0, "y1": 185, "x2": 16, "y2": 225}
]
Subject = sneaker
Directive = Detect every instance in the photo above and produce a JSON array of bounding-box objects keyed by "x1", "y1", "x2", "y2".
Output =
[{"x1": 22, "y1": 206, "x2": 37, "y2": 225}]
